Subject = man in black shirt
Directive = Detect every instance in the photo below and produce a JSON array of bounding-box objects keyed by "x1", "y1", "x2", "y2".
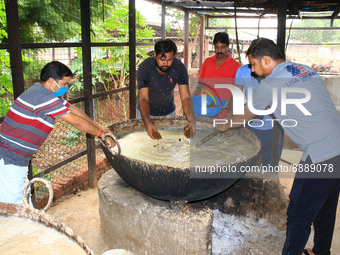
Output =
[{"x1": 137, "y1": 39, "x2": 193, "y2": 139}]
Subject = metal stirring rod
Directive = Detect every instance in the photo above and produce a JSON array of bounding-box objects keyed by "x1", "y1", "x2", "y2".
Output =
[{"x1": 194, "y1": 130, "x2": 221, "y2": 148}]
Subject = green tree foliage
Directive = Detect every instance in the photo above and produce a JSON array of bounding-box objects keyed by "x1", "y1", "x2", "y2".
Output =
[
  {"x1": 0, "y1": 1, "x2": 11, "y2": 115},
  {"x1": 0, "y1": 52, "x2": 12, "y2": 116},
  {"x1": 163, "y1": 8, "x2": 232, "y2": 39},
  {"x1": 17, "y1": 0, "x2": 120, "y2": 43},
  {"x1": 289, "y1": 19, "x2": 340, "y2": 44},
  {"x1": 0, "y1": 6, "x2": 7, "y2": 41},
  {"x1": 164, "y1": 9, "x2": 201, "y2": 38},
  {"x1": 208, "y1": 17, "x2": 233, "y2": 36},
  {"x1": 0, "y1": 0, "x2": 122, "y2": 115},
  {"x1": 70, "y1": 5, "x2": 154, "y2": 91},
  {"x1": 163, "y1": 9, "x2": 232, "y2": 67},
  {"x1": 0, "y1": 0, "x2": 155, "y2": 116}
]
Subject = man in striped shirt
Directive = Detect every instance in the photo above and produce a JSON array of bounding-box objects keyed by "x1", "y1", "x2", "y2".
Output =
[{"x1": 0, "y1": 61, "x2": 114, "y2": 205}]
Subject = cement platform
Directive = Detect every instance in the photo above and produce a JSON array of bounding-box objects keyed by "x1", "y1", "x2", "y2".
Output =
[{"x1": 98, "y1": 170, "x2": 213, "y2": 255}]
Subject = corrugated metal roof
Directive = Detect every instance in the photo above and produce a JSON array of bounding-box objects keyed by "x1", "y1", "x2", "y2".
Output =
[{"x1": 145, "y1": 0, "x2": 340, "y2": 19}]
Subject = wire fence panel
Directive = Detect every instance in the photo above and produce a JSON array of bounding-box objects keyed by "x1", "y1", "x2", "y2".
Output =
[
  {"x1": 3, "y1": 0, "x2": 133, "y2": 185},
  {"x1": 30, "y1": 45, "x2": 130, "y2": 181},
  {"x1": 31, "y1": 93, "x2": 129, "y2": 182}
]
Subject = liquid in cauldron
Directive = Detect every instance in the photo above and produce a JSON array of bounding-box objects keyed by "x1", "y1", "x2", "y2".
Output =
[{"x1": 118, "y1": 130, "x2": 257, "y2": 168}]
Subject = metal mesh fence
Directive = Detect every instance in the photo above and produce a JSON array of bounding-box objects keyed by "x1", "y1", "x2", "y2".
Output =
[
  {"x1": 25, "y1": 46, "x2": 85, "y2": 180},
  {"x1": 2, "y1": 0, "x2": 132, "y2": 183},
  {"x1": 17, "y1": 0, "x2": 82, "y2": 44},
  {"x1": 0, "y1": 0, "x2": 156, "y2": 195},
  {"x1": 30, "y1": 45, "x2": 130, "y2": 181},
  {"x1": 31, "y1": 90, "x2": 129, "y2": 181},
  {"x1": 0, "y1": 49, "x2": 12, "y2": 116},
  {"x1": 0, "y1": 1, "x2": 11, "y2": 116}
]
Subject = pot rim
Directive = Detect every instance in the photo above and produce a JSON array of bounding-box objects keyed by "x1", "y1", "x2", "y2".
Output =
[
  {"x1": 0, "y1": 202, "x2": 95, "y2": 255},
  {"x1": 107, "y1": 116, "x2": 261, "y2": 172}
]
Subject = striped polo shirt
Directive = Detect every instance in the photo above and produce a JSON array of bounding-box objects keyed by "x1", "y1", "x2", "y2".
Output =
[{"x1": 0, "y1": 82, "x2": 71, "y2": 166}]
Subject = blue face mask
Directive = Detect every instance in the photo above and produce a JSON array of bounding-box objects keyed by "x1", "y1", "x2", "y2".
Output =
[{"x1": 52, "y1": 80, "x2": 68, "y2": 97}]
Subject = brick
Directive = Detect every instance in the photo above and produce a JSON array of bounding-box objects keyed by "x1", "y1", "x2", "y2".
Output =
[{"x1": 49, "y1": 156, "x2": 111, "y2": 204}]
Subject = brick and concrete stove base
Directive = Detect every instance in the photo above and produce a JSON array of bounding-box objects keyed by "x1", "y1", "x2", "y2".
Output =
[
  {"x1": 98, "y1": 170, "x2": 289, "y2": 255},
  {"x1": 98, "y1": 170, "x2": 213, "y2": 255}
]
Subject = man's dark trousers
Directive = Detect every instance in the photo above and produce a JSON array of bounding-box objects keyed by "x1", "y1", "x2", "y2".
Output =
[{"x1": 282, "y1": 155, "x2": 340, "y2": 255}]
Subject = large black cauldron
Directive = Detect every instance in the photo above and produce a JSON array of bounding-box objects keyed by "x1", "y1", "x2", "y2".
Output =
[{"x1": 101, "y1": 116, "x2": 261, "y2": 202}]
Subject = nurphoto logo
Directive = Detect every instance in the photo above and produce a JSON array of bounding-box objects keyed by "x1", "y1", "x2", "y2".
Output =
[{"x1": 198, "y1": 84, "x2": 311, "y2": 128}]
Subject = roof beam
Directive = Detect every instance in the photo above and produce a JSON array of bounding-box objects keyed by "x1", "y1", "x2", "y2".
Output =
[
  {"x1": 142, "y1": 0, "x2": 340, "y2": 17},
  {"x1": 205, "y1": 26, "x2": 340, "y2": 30},
  {"x1": 205, "y1": 15, "x2": 340, "y2": 20},
  {"x1": 184, "y1": 8, "x2": 273, "y2": 14},
  {"x1": 331, "y1": 3, "x2": 340, "y2": 26},
  {"x1": 163, "y1": 1, "x2": 234, "y2": 8},
  {"x1": 142, "y1": 0, "x2": 162, "y2": 4}
]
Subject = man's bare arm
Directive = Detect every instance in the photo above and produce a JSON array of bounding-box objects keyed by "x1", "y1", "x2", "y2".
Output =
[
  {"x1": 215, "y1": 106, "x2": 256, "y2": 132},
  {"x1": 138, "y1": 87, "x2": 160, "y2": 139}
]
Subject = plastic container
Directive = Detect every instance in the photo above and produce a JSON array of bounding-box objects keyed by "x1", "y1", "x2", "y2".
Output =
[{"x1": 192, "y1": 96, "x2": 226, "y2": 117}]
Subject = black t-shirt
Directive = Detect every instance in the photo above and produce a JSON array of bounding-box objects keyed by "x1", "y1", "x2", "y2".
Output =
[{"x1": 137, "y1": 57, "x2": 189, "y2": 116}]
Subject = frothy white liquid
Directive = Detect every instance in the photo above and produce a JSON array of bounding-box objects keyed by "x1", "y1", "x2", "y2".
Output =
[{"x1": 118, "y1": 130, "x2": 256, "y2": 168}]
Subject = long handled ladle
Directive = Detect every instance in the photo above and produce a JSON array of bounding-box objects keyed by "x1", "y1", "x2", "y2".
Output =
[{"x1": 194, "y1": 130, "x2": 221, "y2": 148}]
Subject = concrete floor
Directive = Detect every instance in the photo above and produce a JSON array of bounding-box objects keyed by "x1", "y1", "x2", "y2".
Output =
[{"x1": 48, "y1": 149, "x2": 340, "y2": 255}]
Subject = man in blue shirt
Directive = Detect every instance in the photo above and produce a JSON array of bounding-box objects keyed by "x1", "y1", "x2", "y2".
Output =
[
  {"x1": 137, "y1": 39, "x2": 192, "y2": 139},
  {"x1": 235, "y1": 64, "x2": 283, "y2": 167},
  {"x1": 217, "y1": 38, "x2": 340, "y2": 255}
]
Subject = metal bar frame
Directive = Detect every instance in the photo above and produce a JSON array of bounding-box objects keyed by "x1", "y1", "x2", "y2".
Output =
[
  {"x1": 5, "y1": 0, "x2": 24, "y2": 100},
  {"x1": 271, "y1": 0, "x2": 286, "y2": 167},
  {"x1": 199, "y1": 14, "x2": 205, "y2": 70},
  {"x1": 0, "y1": 42, "x2": 149, "y2": 50},
  {"x1": 205, "y1": 26, "x2": 340, "y2": 30},
  {"x1": 161, "y1": 3, "x2": 166, "y2": 39},
  {"x1": 163, "y1": 1, "x2": 234, "y2": 8},
  {"x1": 81, "y1": 0, "x2": 97, "y2": 188},
  {"x1": 129, "y1": 0, "x2": 136, "y2": 119},
  {"x1": 184, "y1": 10, "x2": 190, "y2": 68},
  {"x1": 205, "y1": 15, "x2": 340, "y2": 20}
]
